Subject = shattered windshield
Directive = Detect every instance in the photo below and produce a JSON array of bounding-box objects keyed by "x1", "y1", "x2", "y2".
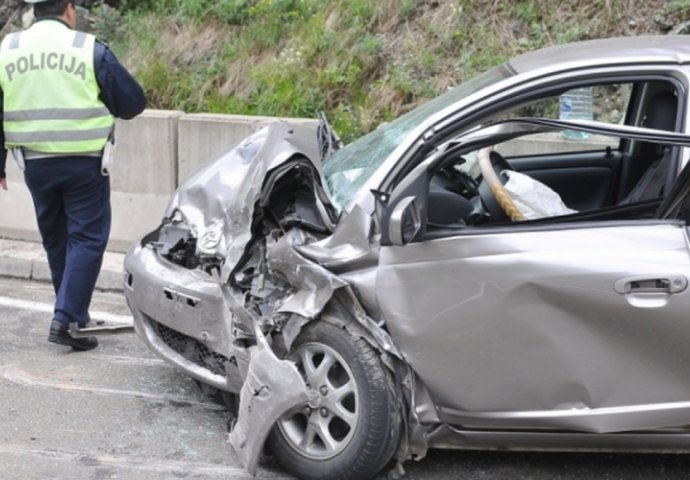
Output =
[{"x1": 322, "y1": 64, "x2": 514, "y2": 210}]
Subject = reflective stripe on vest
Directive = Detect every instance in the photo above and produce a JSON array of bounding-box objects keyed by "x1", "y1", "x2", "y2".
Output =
[{"x1": 0, "y1": 21, "x2": 114, "y2": 154}]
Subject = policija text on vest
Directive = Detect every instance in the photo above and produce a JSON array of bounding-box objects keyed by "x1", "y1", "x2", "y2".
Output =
[{"x1": 4, "y1": 52, "x2": 87, "y2": 82}]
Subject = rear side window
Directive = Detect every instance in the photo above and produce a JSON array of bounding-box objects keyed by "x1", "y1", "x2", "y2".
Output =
[{"x1": 489, "y1": 83, "x2": 634, "y2": 155}]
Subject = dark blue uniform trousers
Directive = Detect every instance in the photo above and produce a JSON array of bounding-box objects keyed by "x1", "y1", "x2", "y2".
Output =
[{"x1": 24, "y1": 157, "x2": 110, "y2": 328}]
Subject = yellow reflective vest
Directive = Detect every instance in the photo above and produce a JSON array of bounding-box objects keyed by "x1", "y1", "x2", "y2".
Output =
[{"x1": 0, "y1": 20, "x2": 114, "y2": 154}]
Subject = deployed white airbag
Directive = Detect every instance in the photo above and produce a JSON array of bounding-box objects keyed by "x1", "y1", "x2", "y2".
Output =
[{"x1": 502, "y1": 170, "x2": 577, "y2": 220}]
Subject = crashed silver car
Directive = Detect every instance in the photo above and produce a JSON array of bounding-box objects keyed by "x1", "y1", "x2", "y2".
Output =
[{"x1": 124, "y1": 35, "x2": 690, "y2": 479}]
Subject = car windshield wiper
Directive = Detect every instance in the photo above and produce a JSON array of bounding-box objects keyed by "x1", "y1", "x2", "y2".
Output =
[{"x1": 317, "y1": 111, "x2": 342, "y2": 163}]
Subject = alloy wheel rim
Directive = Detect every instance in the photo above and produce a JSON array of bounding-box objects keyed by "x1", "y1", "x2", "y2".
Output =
[{"x1": 277, "y1": 342, "x2": 359, "y2": 460}]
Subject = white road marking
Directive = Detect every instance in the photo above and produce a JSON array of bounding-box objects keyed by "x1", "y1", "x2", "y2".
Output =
[
  {"x1": 0, "y1": 295, "x2": 133, "y2": 324},
  {"x1": 0, "y1": 444, "x2": 291, "y2": 479},
  {"x1": 98, "y1": 354, "x2": 170, "y2": 367},
  {"x1": 0, "y1": 364, "x2": 224, "y2": 410}
]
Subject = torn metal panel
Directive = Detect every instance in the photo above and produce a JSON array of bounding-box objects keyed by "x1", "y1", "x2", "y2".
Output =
[
  {"x1": 229, "y1": 328, "x2": 316, "y2": 476},
  {"x1": 295, "y1": 205, "x2": 375, "y2": 267},
  {"x1": 279, "y1": 313, "x2": 312, "y2": 354},
  {"x1": 324, "y1": 288, "x2": 401, "y2": 359},
  {"x1": 162, "y1": 121, "x2": 325, "y2": 276},
  {"x1": 264, "y1": 221, "x2": 403, "y2": 358},
  {"x1": 266, "y1": 228, "x2": 348, "y2": 319},
  {"x1": 218, "y1": 273, "x2": 256, "y2": 338},
  {"x1": 223, "y1": 221, "x2": 415, "y2": 474}
]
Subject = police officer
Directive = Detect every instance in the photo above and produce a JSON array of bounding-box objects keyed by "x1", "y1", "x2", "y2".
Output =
[{"x1": 0, "y1": 0, "x2": 146, "y2": 350}]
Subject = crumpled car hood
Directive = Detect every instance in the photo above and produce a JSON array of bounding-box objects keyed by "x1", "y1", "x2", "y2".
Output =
[{"x1": 163, "y1": 120, "x2": 329, "y2": 273}]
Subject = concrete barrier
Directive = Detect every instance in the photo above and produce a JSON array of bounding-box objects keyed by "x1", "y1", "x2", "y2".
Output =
[
  {"x1": 496, "y1": 132, "x2": 614, "y2": 156},
  {"x1": 0, "y1": 110, "x2": 186, "y2": 252},
  {"x1": 177, "y1": 113, "x2": 279, "y2": 184},
  {"x1": 0, "y1": 149, "x2": 41, "y2": 244},
  {"x1": 108, "y1": 110, "x2": 183, "y2": 252}
]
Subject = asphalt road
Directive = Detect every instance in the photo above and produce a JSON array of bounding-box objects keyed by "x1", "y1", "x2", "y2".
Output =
[
  {"x1": 3, "y1": 277, "x2": 690, "y2": 480},
  {"x1": 0, "y1": 277, "x2": 289, "y2": 480}
]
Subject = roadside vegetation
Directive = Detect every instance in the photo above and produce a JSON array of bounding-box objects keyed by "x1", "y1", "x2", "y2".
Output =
[{"x1": 99, "y1": 0, "x2": 690, "y2": 142}]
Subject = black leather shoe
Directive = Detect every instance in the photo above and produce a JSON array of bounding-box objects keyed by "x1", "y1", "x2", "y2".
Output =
[{"x1": 48, "y1": 320, "x2": 98, "y2": 351}]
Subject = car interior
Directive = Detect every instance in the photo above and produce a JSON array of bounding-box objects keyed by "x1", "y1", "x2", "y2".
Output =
[{"x1": 423, "y1": 79, "x2": 684, "y2": 231}]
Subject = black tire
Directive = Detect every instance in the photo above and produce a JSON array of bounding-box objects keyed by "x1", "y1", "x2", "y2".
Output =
[{"x1": 267, "y1": 321, "x2": 402, "y2": 480}]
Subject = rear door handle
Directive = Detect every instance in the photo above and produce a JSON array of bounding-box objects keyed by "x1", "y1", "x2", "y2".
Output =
[{"x1": 614, "y1": 275, "x2": 688, "y2": 294}]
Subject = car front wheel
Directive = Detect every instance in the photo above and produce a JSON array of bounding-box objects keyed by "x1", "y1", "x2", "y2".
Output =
[{"x1": 268, "y1": 321, "x2": 402, "y2": 480}]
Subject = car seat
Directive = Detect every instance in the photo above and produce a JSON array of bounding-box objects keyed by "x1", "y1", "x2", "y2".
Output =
[{"x1": 620, "y1": 90, "x2": 678, "y2": 204}]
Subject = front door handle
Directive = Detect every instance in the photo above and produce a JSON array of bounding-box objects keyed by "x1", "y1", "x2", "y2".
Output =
[{"x1": 614, "y1": 275, "x2": 688, "y2": 295}]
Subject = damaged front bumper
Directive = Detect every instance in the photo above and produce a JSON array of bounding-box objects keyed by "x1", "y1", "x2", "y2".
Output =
[{"x1": 123, "y1": 243, "x2": 242, "y2": 392}]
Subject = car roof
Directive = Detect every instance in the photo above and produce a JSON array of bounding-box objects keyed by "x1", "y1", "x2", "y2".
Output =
[{"x1": 508, "y1": 35, "x2": 690, "y2": 74}]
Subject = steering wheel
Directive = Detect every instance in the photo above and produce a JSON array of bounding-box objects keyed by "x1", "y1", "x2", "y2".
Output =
[{"x1": 477, "y1": 147, "x2": 525, "y2": 222}]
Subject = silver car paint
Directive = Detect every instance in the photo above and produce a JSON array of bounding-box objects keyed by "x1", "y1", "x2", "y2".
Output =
[
  {"x1": 226, "y1": 120, "x2": 690, "y2": 467},
  {"x1": 124, "y1": 246, "x2": 234, "y2": 390},
  {"x1": 377, "y1": 223, "x2": 690, "y2": 433},
  {"x1": 221, "y1": 214, "x2": 410, "y2": 470},
  {"x1": 125, "y1": 121, "x2": 690, "y2": 474}
]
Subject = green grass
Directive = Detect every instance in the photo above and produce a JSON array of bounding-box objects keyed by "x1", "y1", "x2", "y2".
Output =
[{"x1": 101, "y1": 0, "x2": 689, "y2": 142}]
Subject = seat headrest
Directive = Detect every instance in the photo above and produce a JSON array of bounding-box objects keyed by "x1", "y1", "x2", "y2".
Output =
[{"x1": 643, "y1": 91, "x2": 677, "y2": 132}]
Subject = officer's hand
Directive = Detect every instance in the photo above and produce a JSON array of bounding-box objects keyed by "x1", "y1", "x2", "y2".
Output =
[{"x1": 0, "y1": 177, "x2": 7, "y2": 191}]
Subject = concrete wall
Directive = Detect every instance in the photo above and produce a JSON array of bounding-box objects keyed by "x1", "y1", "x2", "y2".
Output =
[
  {"x1": 0, "y1": 110, "x2": 608, "y2": 253},
  {"x1": 109, "y1": 110, "x2": 183, "y2": 251},
  {"x1": 177, "y1": 113, "x2": 280, "y2": 183},
  {"x1": 0, "y1": 149, "x2": 41, "y2": 244},
  {"x1": 496, "y1": 132, "x2": 614, "y2": 156}
]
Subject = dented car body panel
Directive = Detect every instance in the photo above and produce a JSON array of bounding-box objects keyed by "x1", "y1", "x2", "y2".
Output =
[
  {"x1": 378, "y1": 223, "x2": 690, "y2": 432},
  {"x1": 124, "y1": 36, "x2": 690, "y2": 478}
]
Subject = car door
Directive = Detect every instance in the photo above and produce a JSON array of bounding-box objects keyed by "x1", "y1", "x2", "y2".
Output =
[{"x1": 375, "y1": 123, "x2": 690, "y2": 434}]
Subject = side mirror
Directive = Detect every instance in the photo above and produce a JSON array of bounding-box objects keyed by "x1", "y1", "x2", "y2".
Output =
[{"x1": 389, "y1": 196, "x2": 421, "y2": 246}]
